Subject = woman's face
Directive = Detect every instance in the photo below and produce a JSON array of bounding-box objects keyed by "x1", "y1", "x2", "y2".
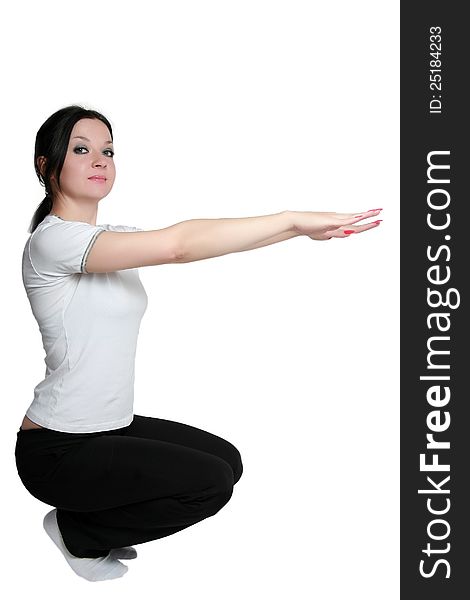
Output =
[{"x1": 53, "y1": 117, "x2": 116, "y2": 203}]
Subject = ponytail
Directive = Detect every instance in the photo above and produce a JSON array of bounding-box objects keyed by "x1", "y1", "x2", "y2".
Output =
[{"x1": 28, "y1": 193, "x2": 53, "y2": 234}]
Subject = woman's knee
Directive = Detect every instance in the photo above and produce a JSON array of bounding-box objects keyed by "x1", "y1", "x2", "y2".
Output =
[
  {"x1": 230, "y1": 445, "x2": 243, "y2": 484},
  {"x1": 221, "y1": 440, "x2": 243, "y2": 484}
]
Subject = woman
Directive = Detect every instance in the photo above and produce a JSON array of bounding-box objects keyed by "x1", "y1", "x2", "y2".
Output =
[{"x1": 15, "y1": 105, "x2": 383, "y2": 582}]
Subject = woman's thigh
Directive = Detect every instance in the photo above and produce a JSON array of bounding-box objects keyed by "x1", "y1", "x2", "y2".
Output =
[
  {"x1": 125, "y1": 414, "x2": 243, "y2": 483},
  {"x1": 19, "y1": 431, "x2": 235, "y2": 513}
]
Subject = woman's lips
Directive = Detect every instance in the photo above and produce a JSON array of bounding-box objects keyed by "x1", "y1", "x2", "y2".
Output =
[{"x1": 88, "y1": 176, "x2": 106, "y2": 182}]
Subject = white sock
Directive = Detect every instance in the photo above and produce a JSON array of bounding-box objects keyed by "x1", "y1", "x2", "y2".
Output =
[{"x1": 43, "y1": 509, "x2": 129, "y2": 582}]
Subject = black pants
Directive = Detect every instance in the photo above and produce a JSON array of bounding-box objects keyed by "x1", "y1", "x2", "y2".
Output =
[{"x1": 15, "y1": 414, "x2": 243, "y2": 558}]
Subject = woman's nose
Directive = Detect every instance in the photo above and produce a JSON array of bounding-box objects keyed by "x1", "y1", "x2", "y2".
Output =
[
  {"x1": 92, "y1": 156, "x2": 107, "y2": 168},
  {"x1": 91, "y1": 151, "x2": 109, "y2": 167}
]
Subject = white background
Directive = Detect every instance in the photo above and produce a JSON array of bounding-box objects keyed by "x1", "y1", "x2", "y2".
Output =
[{"x1": 1, "y1": 1, "x2": 399, "y2": 597}]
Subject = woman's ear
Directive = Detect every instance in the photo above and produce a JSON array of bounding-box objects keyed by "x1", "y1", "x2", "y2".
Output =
[{"x1": 37, "y1": 156, "x2": 47, "y2": 177}]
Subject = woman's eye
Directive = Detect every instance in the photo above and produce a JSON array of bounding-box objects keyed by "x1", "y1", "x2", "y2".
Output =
[{"x1": 73, "y1": 146, "x2": 114, "y2": 157}]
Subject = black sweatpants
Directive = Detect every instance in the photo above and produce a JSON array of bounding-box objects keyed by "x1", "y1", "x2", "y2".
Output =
[{"x1": 14, "y1": 414, "x2": 243, "y2": 558}]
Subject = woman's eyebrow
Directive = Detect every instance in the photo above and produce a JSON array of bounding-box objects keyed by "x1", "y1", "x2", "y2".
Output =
[{"x1": 72, "y1": 135, "x2": 114, "y2": 145}]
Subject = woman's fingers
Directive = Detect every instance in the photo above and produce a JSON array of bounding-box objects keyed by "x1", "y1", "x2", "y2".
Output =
[
  {"x1": 350, "y1": 221, "x2": 382, "y2": 234},
  {"x1": 301, "y1": 208, "x2": 384, "y2": 239},
  {"x1": 326, "y1": 220, "x2": 382, "y2": 238},
  {"x1": 334, "y1": 208, "x2": 383, "y2": 221}
]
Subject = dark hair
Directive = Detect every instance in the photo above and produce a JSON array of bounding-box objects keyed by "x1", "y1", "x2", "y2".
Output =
[{"x1": 29, "y1": 105, "x2": 113, "y2": 233}]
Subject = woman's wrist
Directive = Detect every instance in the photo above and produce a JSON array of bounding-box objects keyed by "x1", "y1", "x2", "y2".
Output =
[{"x1": 283, "y1": 210, "x2": 297, "y2": 233}]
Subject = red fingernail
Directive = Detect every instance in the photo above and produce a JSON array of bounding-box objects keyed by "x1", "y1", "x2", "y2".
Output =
[
  {"x1": 374, "y1": 220, "x2": 383, "y2": 224},
  {"x1": 368, "y1": 208, "x2": 383, "y2": 211},
  {"x1": 344, "y1": 230, "x2": 354, "y2": 234}
]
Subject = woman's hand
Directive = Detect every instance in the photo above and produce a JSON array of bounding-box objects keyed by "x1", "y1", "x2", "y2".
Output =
[{"x1": 291, "y1": 208, "x2": 383, "y2": 241}]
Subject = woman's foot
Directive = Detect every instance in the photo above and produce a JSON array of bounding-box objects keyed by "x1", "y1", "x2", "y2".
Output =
[{"x1": 43, "y1": 509, "x2": 129, "y2": 582}]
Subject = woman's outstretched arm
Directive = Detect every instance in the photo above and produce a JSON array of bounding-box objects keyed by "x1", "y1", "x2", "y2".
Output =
[
  {"x1": 173, "y1": 208, "x2": 383, "y2": 263},
  {"x1": 173, "y1": 210, "x2": 295, "y2": 263},
  {"x1": 85, "y1": 208, "x2": 382, "y2": 273}
]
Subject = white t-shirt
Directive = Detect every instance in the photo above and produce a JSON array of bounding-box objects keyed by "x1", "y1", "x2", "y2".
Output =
[{"x1": 22, "y1": 214, "x2": 148, "y2": 433}]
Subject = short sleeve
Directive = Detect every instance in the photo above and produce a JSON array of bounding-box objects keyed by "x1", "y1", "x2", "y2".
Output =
[
  {"x1": 29, "y1": 221, "x2": 106, "y2": 277},
  {"x1": 103, "y1": 224, "x2": 144, "y2": 233}
]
